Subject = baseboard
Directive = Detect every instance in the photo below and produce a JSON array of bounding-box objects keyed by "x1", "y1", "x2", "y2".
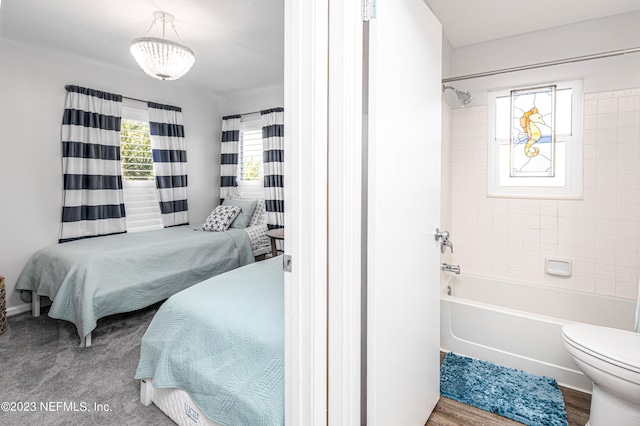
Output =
[
  {"x1": 7, "y1": 299, "x2": 51, "y2": 317},
  {"x1": 7, "y1": 303, "x2": 31, "y2": 317}
]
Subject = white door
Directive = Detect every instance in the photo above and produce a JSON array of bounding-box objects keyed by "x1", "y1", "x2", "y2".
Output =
[{"x1": 367, "y1": 0, "x2": 442, "y2": 424}]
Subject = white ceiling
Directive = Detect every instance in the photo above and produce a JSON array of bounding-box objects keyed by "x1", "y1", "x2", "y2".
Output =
[
  {"x1": 0, "y1": 0, "x2": 284, "y2": 96},
  {"x1": 1, "y1": 0, "x2": 639, "y2": 95}
]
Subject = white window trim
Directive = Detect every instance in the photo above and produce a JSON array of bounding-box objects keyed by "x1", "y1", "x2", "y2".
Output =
[{"x1": 487, "y1": 79, "x2": 583, "y2": 199}]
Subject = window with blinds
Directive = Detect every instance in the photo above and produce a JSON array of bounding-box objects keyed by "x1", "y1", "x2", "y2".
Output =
[
  {"x1": 239, "y1": 129, "x2": 263, "y2": 181},
  {"x1": 238, "y1": 115, "x2": 264, "y2": 187},
  {"x1": 120, "y1": 104, "x2": 163, "y2": 232},
  {"x1": 121, "y1": 119, "x2": 154, "y2": 181}
]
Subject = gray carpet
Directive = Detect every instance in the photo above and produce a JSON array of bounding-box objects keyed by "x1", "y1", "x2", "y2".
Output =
[{"x1": 0, "y1": 303, "x2": 176, "y2": 425}]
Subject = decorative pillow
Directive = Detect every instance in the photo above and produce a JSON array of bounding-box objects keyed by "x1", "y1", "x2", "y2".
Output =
[
  {"x1": 222, "y1": 198, "x2": 258, "y2": 229},
  {"x1": 201, "y1": 206, "x2": 241, "y2": 232},
  {"x1": 227, "y1": 195, "x2": 266, "y2": 227},
  {"x1": 244, "y1": 224, "x2": 270, "y2": 251}
]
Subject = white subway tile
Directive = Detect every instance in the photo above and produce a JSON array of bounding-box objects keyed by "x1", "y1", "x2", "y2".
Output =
[
  {"x1": 617, "y1": 126, "x2": 640, "y2": 144},
  {"x1": 584, "y1": 100, "x2": 598, "y2": 115},
  {"x1": 616, "y1": 219, "x2": 639, "y2": 237},
  {"x1": 618, "y1": 110, "x2": 640, "y2": 127},
  {"x1": 577, "y1": 216, "x2": 596, "y2": 233},
  {"x1": 617, "y1": 204, "x2": 639, "y2": 222},
  {"x1": 595, "y1": 189, "x2": 617, "y2": 205},
  {"x1": 595, "y1": 232, "x2": 617, "y2": 250},
  {"x1": 596, "y1": 128, "x2": 618, "y2": 144},
  {"x1": 597, "y1": 113, "x2": 618, "y2": 129},
  {"x1": 575, "y1": 276, "x2": 596, "y2": 293},
  {"x1": 595, "y1": 203, "x2": 617, "y2": 219},
  {"x1": 617, "y1": 189, "x2": 640, "y2": 206},
  {"x1": 597, "y1": 143, "x2": 619, "y2": 160},
  {"x1": 616, "y1": 174, "x2": 639, "y2": 190},
  {"x1": 618, "y1": 95, "x2": 640, "y2": 112},
  {"x1": 598, "y1": 98, "x2": 619, "y2": 114},
  {"x1": 595, "y1": 248, "x2": 617, "y2": 266},
  {"x1": 615, "y1": 281, "x2": 638, "y2": 300},
  {"x1": 575, "y1": 261, "x2": 596, "y2": 278},
  {"x1": 576, "y1": 232, "x2": 596, "y2": 249},
  {"x1": 575, "y1": 246, "x2": 596, "y2": 262},
  {"x1": 595, "y1": 263, "x2": 616, "y2": 280},
  {"x1": 616, "y1": 250, "x2": 638, "y2": 268},
  {"x1": 615, "y1": 266, "x2": 638, "y2": 284}
]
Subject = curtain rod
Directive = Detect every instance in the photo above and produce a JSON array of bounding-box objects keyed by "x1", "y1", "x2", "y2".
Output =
[
  {"x1": 442, "y1": 46, "x2": 640, "y2": 83},
  {"x1": 122, "y1": 95, "x2": 148, "y2": 104},
  {"x1": 64, "y1": 85, "x2": 149, "y2": 104}
]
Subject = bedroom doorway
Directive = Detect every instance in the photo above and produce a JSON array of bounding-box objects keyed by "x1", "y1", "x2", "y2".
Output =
[{"x1": 284, "y1": 0, "x2": 442, "y2": 424}]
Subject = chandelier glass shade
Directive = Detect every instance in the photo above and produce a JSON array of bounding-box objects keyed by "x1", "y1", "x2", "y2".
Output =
[{"x1": 130, "y1": 12, "x2": 195, "y2": 81}]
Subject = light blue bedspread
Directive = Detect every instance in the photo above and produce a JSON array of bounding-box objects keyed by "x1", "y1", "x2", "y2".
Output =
[
  {"x1": 16, "y1": 227, "x2": 254, "y2": 346},
  {"x1": 135, "y1": 257, "x2": 284, "y2": 426}
]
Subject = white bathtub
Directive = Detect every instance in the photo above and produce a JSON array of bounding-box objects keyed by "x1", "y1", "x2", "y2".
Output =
[{"x1": 440, "y1": 274, "x2": 637, "y2": 393}]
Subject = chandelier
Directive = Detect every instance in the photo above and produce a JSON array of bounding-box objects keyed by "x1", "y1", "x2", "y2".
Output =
[{"x1": 130, "y1": 11, "x2": 195, "y2": 81}]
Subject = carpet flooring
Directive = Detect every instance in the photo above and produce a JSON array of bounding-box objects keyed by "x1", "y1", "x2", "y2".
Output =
[
  {"x1": 440, "y1": 352, "x2": 569, "y2": 426},
  {"x1": 0, "y1": 304, "x2": 175, "y2": 426}
]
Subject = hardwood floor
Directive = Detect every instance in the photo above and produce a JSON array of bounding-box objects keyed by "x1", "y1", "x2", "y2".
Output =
[{"x1": 426, "y1": 353, "x2": 591, "y2": 426}]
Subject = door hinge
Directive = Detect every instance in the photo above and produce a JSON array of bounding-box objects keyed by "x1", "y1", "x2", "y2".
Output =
[
  {"x1": 283, "y1": 254, "x2": 292, "y2": 273},
  {"x1": 362, "y1": 0, "x2": 376, "y2": 21}
]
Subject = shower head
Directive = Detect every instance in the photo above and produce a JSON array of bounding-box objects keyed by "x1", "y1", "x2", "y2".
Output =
[{"x1": 443, "y1": 85, "x2": 472, "y2": 107}]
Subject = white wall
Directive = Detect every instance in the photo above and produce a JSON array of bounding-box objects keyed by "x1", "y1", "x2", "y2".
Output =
[
  {"x1": 442, "y1": 12, "x2": 640, "y2": 304},
  {"x1": 0, "y1": 37, "x2": 225, "y2": 313},
  {"x1": 222, "y1": 85, "x2": 284, "y2": 116},
  {"x1": 445, "y1": 11, "x2": 640, "y2": 107}
]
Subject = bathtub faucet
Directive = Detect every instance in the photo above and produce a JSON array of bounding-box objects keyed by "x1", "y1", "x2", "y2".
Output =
[{"x1": 441, "y1": 263, "x2": 460, "y2": 274}]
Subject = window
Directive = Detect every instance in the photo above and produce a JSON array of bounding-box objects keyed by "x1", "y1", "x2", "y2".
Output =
[
  {"x1": 237, "y1": 114, "x2": 264, "y2": 194},
  {"x1": 488, "y1": 80, "x2": 583, "y2": 198},
  {"x1": 120, "y1": 102, "x2": 163, "y2": 232}
]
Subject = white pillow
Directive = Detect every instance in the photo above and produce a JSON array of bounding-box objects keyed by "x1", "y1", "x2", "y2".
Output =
[
  {"x1": 201, "y1": 206, "x2": 241, "y2": 232},
  {"x1": 226, "y1": 195, "x2": 266, "y2": 227}
]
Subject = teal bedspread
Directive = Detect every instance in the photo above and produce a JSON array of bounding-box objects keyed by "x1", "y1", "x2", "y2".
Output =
[
  {"x1": 16, "y1": 227, "x2": 254, "y2": 346},
  {"x1": 135, "y1": 257, "x2": 284, "y2": 426}
]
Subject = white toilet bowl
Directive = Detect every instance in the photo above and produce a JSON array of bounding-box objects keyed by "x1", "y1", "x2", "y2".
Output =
[{"x1": 562, "y1": 323, "x2": 640, "y2": 426}]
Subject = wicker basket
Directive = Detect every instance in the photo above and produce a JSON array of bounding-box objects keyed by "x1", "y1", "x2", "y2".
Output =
[{"x1": 0, "y1": 276, "x2": 6, "y2": 335}]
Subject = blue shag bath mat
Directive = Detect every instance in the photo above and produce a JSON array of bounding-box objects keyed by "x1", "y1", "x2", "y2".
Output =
[{"x1": 440, "y1": 353, "x2": 568, "y2": 426}]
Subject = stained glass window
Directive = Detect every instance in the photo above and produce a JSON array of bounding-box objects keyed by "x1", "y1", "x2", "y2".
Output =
[
  {"x1": 487, "y1": 80, "x2": 583, "y2": 199},
  {"x1": 510, "y1": 85, "x2": 556, "y2": 178}
]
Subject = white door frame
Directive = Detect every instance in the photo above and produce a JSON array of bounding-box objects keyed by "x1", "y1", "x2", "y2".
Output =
[
  {"x1": 284, "y1": 1, "x2": 372, "y2": 423},
  {"x1": 284, "y1": 1, "x2": 329, "y2": 425},
  {"x1": 327, "y1": 1, "x2": 364, "y2": 425}
]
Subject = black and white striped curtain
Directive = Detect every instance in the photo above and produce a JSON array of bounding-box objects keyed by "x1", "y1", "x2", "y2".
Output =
[
  {"x1": 219, "y1": 115, "x2": 241, "y2": 203},
  {"x1": 261, "y1": 108, "x2": 284, "y2": 230},
  {"x1": 60, "y1": 85, "x2": 126, "y2": 243},
  {"x1": 148, "y1": 102, "x2": 189, "y2": 227}
]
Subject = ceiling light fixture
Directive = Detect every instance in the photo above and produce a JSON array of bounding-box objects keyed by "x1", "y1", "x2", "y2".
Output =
[{"x1": 130, "y1": 11, "x2": 195, "y2": 81}]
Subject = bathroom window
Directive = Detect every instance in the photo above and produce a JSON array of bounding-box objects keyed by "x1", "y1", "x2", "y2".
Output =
[{"x1": 488, "y1": 80, "x2": 583, "y2": 199}]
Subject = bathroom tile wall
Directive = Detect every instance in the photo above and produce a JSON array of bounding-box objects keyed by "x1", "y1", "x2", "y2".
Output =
[{"x1": 446, "y1": 88, "x2": 640, "y2": 300}]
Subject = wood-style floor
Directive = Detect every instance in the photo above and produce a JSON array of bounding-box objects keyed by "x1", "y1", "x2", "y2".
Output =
[{"x1": 426, "y1": 353, "x2": 592, "y2": 426}]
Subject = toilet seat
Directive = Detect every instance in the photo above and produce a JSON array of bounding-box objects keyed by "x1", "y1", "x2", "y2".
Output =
[{"x1": 562, "y1": 324, "x2": 640, "y2": 375}]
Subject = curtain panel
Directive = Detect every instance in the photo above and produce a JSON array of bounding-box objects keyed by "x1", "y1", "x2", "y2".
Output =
[
  {"x1": 148, "y1": 102, "x2": 189, "y2": 227},
  {"x1": 261, "y1": 108, "x2": 285, "y2": 231},
  {"x1": 219, "y1": 115, "x2": 241, "y2": 203},
  {"x1": 59, "y1": 85, "x2": 126, "y2": 243}
]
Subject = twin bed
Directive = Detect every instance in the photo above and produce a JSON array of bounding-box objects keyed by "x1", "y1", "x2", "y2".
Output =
[
  {"x1": 15, "y1": 195, "x2": 272, "y2": 347},
  {"x1": 16, "y1": 226, "x2": 265, "y2": 346},
  {"x1": 136, "y1": 256, "x2": 284, "y2": 426}
]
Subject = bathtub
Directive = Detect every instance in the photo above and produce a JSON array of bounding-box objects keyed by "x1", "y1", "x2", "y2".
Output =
[{"x1": 440, "y1": 274, "x2": 637, "y2": 393}]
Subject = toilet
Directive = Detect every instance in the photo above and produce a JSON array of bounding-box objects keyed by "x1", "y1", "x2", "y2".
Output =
[{"x1": 562, "y1": 324, "x2": 640, "y2": 426}]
